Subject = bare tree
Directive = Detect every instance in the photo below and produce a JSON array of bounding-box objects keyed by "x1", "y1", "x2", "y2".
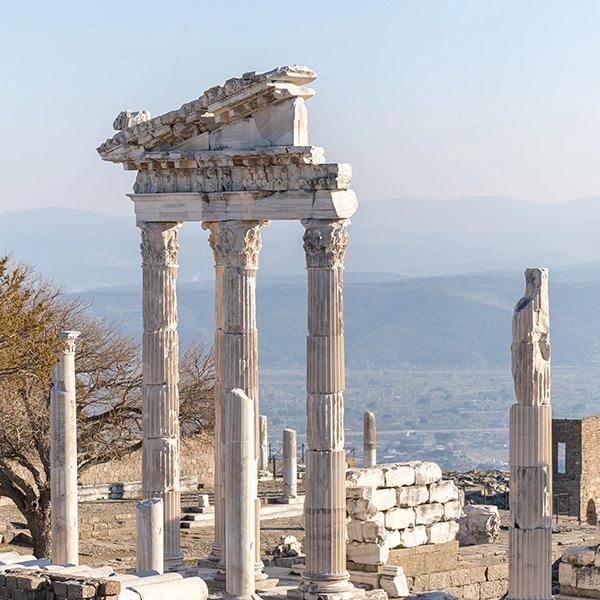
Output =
[{"x1": 0, "y1": 257, "x2": 214, "y2": 557}]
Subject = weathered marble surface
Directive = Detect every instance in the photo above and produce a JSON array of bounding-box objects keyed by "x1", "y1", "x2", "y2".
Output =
[
  {"x1": 136, "y1": 498, "x2": 164, "y2": 575},
  {"x1": 508, "y1": 268, "x2": 552, "y2": 600},
  {"x1": 50, "y1": 331, "x2": 81, "y2": 566},
  {"x1": 363, "y1": 411, "x2": 376, "y2": 468},
  {"x1": 139, "y1": 222, "x2": 182, "y2": 567}
]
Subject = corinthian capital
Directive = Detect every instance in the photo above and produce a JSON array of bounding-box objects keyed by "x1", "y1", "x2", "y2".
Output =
[
  {"x1": 302, "y1": 219, "x2": 349, "y2": 269},
  {"x1": 139, "y1": 222, "x2": 180, "y2": 267},
  {"x1": 203, "y1": 220, "x2": 268, "y2": 268},
  {"x1": 59, "y1": 330, "x2": 81, "y2": 354}
]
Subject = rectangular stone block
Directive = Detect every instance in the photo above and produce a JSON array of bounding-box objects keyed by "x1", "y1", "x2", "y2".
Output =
[
  {"x1": 414, "y1": 462, "x2": 442, "y2": 485},
  {"x1": 415, "y1": 503, "x2": 444, "y2": 525},
  {"x1": 384, "y1": 464, "x2": 416, "y2": 488},
  {"x1": 428, "y1": 480, "x2": 460, "y2": 504},
  {"x1": 387, "y1": 541, "x2": 459, "y2": 577},
  {"x1": 371, "y1": 488, "x2": 396, "y2": 511},
  {"x1": 443, "y1": 500, "x2": 462, "y2": 520},
  {"x1": 427, "y1": 520, "x2": 459, "y2": 544},
  {"x1": 385, "y1": 507, "x2": 416, "y2": 530},
  {"x1": 559, "y1": 562, "x2": 576, "y2": 587},
  {"x1": 577, "y1": 566, "x2": 600, "y2": 591},
  {"x1": 397, "y1": 486, "x2": 429, "y2": 507},
  {"x1": 347, "y1": 467, "x2": 385, "y2": 489},
  {"x1": 346, "y1": 541, "x2": 389, "y2": 566},
  {"x1": 486, "y1": 562, "x2": 509, "y2": 581},
  {"x1": 480, "y1": 579, "x2": 508, "y2": 599},
  {"x1": 347, "y1": 519, "x2": 363, "y2": 542},
  {"x1": 398, "y1": 525, "x2": 427, "y2": 548}
]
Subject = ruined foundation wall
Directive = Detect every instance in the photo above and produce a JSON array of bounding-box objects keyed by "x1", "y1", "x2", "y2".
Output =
[{"x1": 553, "y1": 419, "x2": 582, "y2": 518}]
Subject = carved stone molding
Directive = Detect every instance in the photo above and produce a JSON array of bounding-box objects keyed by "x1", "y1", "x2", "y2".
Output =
[
  {"x1": 302, "y1": 219, "x2": 349, "y2": 269},
  {"x1": 139, "y1": 222, "x2": 180, "y2": 267},
  {"x1": 203, "y1": 220, "x2": 268, "y2": 268}
]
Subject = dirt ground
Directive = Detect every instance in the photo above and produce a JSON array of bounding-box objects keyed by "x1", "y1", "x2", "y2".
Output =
[{"x1": 0, "y1": 479, "x2": 305, "y2": 570}]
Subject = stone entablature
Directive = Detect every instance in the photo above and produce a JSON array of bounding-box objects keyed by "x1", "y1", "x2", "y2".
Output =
[{"x1": 345, "y1": 462, "x2": 461, "y2": 568}]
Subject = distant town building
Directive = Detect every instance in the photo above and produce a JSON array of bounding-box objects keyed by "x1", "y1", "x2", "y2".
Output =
[{"x1": 552, "y1": 416, "x2": 600, "y2": 524}]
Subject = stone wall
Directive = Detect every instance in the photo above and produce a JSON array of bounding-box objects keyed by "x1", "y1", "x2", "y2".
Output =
[
  {"x1": 409, "y1": 560, "x2": 508, "y2": 600},
  {"x1": 553, "y1": 417, "x2": 600, "y2": 522},
  {"x1": 553, "y1": 419, "x2": 582, "y2": 518},
  {"x1": 78, "y1": 434, "x2": 214, "y2": 489},
  {"x1": 346, "y1": 462, "x2": 461, "y2": 569},
  {"x1": 559, "y1": 544, "x2": 600, "y2": 598}
]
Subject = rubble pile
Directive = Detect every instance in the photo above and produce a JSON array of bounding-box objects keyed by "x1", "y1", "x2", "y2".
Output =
[
  {"x1": 446, "y1": 471, "x2": 509, "y2": 509},
  {"x1": 346, "y1": 462, "x2": 462, "y2": 567}
]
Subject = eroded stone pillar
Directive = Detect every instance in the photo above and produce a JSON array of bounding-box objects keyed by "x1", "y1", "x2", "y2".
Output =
[
  {"x1": 140, "y1": 222, "x2": 182, "y2": 567},
  {"x1": 51, "y1": 330, "x2": 80, "y2": 565},
  {"x1": 224, "y1": 389, "x2": 260, "y2": 600},
  {"x1": 205, "y1": 220, "x2": 267, "y2": 581},
  {"x1": 508, "y1": 268, "x2": 552, "y2": 600},
  {"x1": 258, "y1": 415, "x2": 269, "y2": 472},
  {"x1": 136, "y1": 498, "x2": 164, "y2": 575},
  {"x1": 294, "y1": 219, "x2": 363, "y2": 600},
  {"x1": 363, "y1": 411, "x2": 376, "y2": 468},
  {"x1": 282, "y1": 429, "x2": 297, "y2": 501}
]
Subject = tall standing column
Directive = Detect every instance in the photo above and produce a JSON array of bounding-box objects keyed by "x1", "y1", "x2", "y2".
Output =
[
  {"x1": 295, "y1": 219, "x2": 363, "y2": 600},
  {"x1": 508, "y1": 268, "x2": 552, "y2": 600},
  {"x1": 224, "y1": 389, "x2": 259, "y2": 600},
  {"x1": 363, "y1": 411, "x2": 376, "y2": 468},
  {"x1": 205, "y1": 220, "x2": 267, "y2": 581},
  {"x1": 140, "y1": 222, "x2": 182, "y2": 568},
  {"x1": 51, "y1": 330, "x2": 80, "y2": 565},
  {"x1": 258, "y1": 415, "x2": 269, "y2": 472},
  {"x1": 282, "y1": 429, "x2": 298, "y2": 501}
]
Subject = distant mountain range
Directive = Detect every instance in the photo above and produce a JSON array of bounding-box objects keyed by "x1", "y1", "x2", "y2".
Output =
[
  {"x1": 76, "y1": 272, "x2": 600, "y2": 368},
  {"x1": 2, "y1": 197, "x2": 600, "y2": 290},
  {"x1": 2, "y1": 199, "x2": 600, "y2": 369}
]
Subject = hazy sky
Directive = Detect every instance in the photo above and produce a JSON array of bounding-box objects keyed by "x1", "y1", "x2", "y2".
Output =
[{"x1": 2, "y1": 1, "x2": 600, "y2": 215}]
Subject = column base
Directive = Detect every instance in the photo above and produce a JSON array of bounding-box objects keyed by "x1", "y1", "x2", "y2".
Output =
[
  {"x1": 164, "y1": 553, "x2": 185, "y2": 572},
  {"x1": 288, "y1": 581, "x2": 366, "y2": 600},
  {"x1": 223, "y1": 595, "x2": 262, "y2": 600}
]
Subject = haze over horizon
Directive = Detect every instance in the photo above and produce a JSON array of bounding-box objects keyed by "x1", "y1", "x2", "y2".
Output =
[{"x1": 2, "y1": 1, "x2": 600, "y2": 215}]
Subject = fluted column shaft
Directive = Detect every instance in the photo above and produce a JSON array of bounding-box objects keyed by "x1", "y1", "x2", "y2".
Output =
[
  {"x1": 282, "y1": 429, "x2": 298, "y2": 500},
  {"x1": 258, "y1": 415, "x2": 269, "y2": 472},
  {"x1": 51, "y1": 330, "x2": 80, "y2": 565},
  {"x1": 301, "y1": 219, "x2": 354, "y2": 596},
  {"x1": 205, "y1": 220, "x2": 267, "y2": 579},
  {"x1": 224, "y1": 389, "x2": 258, "y2": 599},
  {"x1": 140, "y1": 222, "x2": 182, "y2": 568},
  {"x1": 508, "y1": 268, "x2": 552, "y2": 600},
  {"x1": 363, "y1": 411, "x2": 376, "y2": 468}
]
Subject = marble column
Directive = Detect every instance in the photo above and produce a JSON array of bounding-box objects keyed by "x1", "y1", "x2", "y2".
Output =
[
  {"x1": 282, "y1": 429, "x2": 297, "y2": 501},
  {"x1": 294, "y1": 219, "x2": 363, "y2": 600},
  {"x1": 224, "y1": 389, "x2": 260, "y2": 600},
  {"x1": 139, "y1": 222, "x2": 182, "y2": 568},
  {"x1": 258, "y1": 415, "x2": 269, "y2": 472},
  {"x1": 363, "y1": 411, "x2": 376, "y2": 468},
  {"x1": 51, "y1": 330, "x2": 80, "y2": 565},
  {"x1": 508, "y1": 268, "x2": 552, "y2": 600},
  {"x1": 205, "y1": 220, "x2": 267, "y2": 581},
  {"x1": 136, "y1": 498, "x2": 164, "y2": 575}
]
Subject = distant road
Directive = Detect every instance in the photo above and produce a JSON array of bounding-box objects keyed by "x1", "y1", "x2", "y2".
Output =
[{"x1": 345, "y1": 427, "x2": 508, "y2": 435}]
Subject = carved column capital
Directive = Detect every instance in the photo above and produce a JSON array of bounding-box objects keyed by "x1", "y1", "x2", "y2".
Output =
[
  {"x1": 59, "y1": 330, "x2": 81, "y2": 354},
  {"x1": 139, "y1": 222, "x2": 181, "y2": 267},
  {"x1": 203, "y1": 220, "x2": 268, "y2": 268},
  {"x1": 302, "y1": 219, "x2": 349, "y2": 269}
]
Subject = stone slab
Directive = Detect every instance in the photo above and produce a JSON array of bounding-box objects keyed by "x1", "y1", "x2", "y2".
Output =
[{"x1": 387, "y1": 541, "x2": 459, "y2": 577}]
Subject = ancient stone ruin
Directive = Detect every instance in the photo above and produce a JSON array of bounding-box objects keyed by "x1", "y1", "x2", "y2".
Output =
[{"x1": 97, "y1": 64, "x2": 361, "y2": 600}]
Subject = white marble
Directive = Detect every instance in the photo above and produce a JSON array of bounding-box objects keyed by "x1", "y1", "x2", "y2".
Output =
[
  {"x1": 363, "y1": 411, "x2": 376, "y2": 468},
  {"x1": 136, "y1": 498, "x2": 164, "y2": 575},
  {"x1": 139, "y1": 222, "x2": 182, "y2": 567},
  {"x1": 508, "y1": 268, "x2": 552, "y2": 600},
  {"x1": 50, "y1": 331, "x2": 80, "y2": 566},
  {"x1": 282, "y1": 429, "x2": 297, "y2": 500}
]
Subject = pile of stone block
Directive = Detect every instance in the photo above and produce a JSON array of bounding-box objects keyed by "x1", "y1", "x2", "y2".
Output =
[
  {"x1": 559, "y1": 544, "x2": 600, "y2": 597},
  {"x1": 458, "y1": 505, "x2": 501, "y2": 546},
  {"x1": 346, "y1": 462, "x2": 462, "y2": 568}
]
